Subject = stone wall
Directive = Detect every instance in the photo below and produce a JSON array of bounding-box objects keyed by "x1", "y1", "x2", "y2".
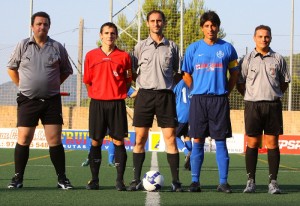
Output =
[{"x1": 0, "y1": 106, "x2": 299, "y2": 134}]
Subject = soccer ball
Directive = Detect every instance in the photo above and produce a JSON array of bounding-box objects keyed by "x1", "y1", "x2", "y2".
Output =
[{"x1": 142, "y1": 170, "x2": 164, "y2": 191}]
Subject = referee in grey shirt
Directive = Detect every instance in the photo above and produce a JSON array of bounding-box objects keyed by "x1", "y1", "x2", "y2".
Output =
[
  {"x1": 7, "y1": 11, "x2": 73, "y2": 190},
  {"x1": 127, "y1": 10, "x2": 183, "y2": 192},
  {"x1": 237, "y1": 25, "x2": 290, "y2": 194}
]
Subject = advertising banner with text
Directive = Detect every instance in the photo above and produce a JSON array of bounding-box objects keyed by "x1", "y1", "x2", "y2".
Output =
[
  {"x1": 8, "y1": 128, "x2": 300, "y2": 154},
  {"x1": 243, "y1": 134, "x2": 300, "y2": 154},
  {"x1": 0, "y1": 128, "x2": 142, "y2": 151}
]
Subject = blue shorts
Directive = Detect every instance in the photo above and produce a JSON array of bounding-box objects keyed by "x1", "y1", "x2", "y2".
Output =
[
  {"x1": 189, "y1": 95, "x2": 232, "y2": 140},
  {"x1": 176, "y1": 122, "x2": 189, "y2": 137}
]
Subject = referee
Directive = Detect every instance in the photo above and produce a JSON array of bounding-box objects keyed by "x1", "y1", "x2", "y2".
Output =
[{"x1": 237, "y1": 25, "x2": 290, "y2": 194}]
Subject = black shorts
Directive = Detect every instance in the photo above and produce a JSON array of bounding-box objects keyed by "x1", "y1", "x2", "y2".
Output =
[
  {"x1": 17, "y1": 93, "x2": 63, "y2": 127},
  {"x1": 244, "y1": 100, "x2": 283, "y2": 136},
  {"x1": 176, "y1": 123, "x2": 189, "y2": 137},
  {"x1": 89, "y1": 99, "x2": 128, "y2": 141},
  {"x1": 133, "y1": 89, "x2": 178, "y2": 128},
  {"x1": 189, "y1": 95, "x2": 232, "y2": 140}
]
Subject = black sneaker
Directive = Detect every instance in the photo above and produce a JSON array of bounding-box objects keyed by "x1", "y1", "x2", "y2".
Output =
[
  {"x1": 184, "y1": 152, "x2": 191, "y2": 170},
  {"x1": 171, "y1": 181, "x2": 183, "y2": 192},
  {"x1": 116, "y1": 180, "x2": 126, "y2": 191},
  {"x1": 189, "y1": 182, "x2": 201, "y2": 192},
  {"x1": 217, "y1": 183, "x2": 232, "y2": 193},
  {"x1": 7, "y1": 175, "x2": 23, "y2": 189},
  {"x1": 86, "y1": 179, "x2": 100, "y2": 190},
  {"x1": 57, "y1": 177, "x2": 74, "y2": 190},
  {"x1": 127, "y1": 179, "x2": 142, "y2": 191}
]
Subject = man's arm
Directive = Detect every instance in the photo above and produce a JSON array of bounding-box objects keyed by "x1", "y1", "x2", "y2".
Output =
[
  {"x1": 7, "y1": 69, "x2": 19, "y2": 86},
  {"x1": 130, "y1": 47, "x2": 139, "y2": 82},
  {"x1": 84, "y1": 83, "x2": 90, "y2": 92},
  {"x1": 126, "y1": 82, "x2": 132, "y2": 93},
  {"x1": 60, "y1": 73, "x2": 70, "y2": 84},
  {"x1": 129, "y1": 89, "x2": 138, "y2": 98},
  {"x1": 127, "y1": 86, "x2": 138, "y2": 98},
  {"x1": 236, "y1": 56, "x2": 247, "y2": 96},
  {"x1": 182, "y1": 72, "x2": 193, "y2": 88},
  {"x1": 59, "y1": 44, "x2": 73, "y2": 85},
  {"x1": 279, "y1": 57, "x2": 290, "y2": 94},
  {"x1": 236, "y1": 83, "x2": 246, "y2": 96},
  {"x1": 280, "y1": 82, "x2": 289, "y2": 94},
  {"x1": 125, "y1": 53, "x2": 133, "y2": 92},
  {"x1": 228, "y1": 70, "x2": 239, "y2": 96}
]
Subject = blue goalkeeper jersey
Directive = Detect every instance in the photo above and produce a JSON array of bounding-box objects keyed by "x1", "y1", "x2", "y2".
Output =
[
  {"x1": 182, "y1": 39, "x2": 238, "y2": 95},
  {"x1": 173, "y1": 79, "x2": 190, "y2": 123}
]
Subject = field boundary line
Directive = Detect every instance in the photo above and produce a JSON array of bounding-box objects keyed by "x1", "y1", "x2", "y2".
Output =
[
  {"x1": 238, "y1": 153, "x2": 300, "y2": 171},
  {"x1": 0, "y1": 150, "x2": 74, "y2": 167},
  {"x1": 145, "y1": 151, "x2": 160, "y2": 206}
]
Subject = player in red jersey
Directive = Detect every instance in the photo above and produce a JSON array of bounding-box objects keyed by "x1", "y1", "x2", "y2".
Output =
[{"x1": 83, "y1": 22, "x2": 132, "y2": 191}]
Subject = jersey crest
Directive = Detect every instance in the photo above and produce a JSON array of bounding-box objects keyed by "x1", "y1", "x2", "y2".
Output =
[{"x1": 216, "y1": 50, "x2": 224, "y2": 58}]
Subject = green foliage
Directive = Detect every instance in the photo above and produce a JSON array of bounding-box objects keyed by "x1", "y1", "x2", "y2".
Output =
[
  {"x1": 80, "y1": 98, "x2": 90, "y2": 107},
  {"x1": 114, "y1": 0, "x2": 226, "y2": 53},
  {"x1": 116, "y1": 13, "x2": 138, "y2": 51},
  {"x1": 112, "y1": 1, "x2": 300, "y2": 111},
  {"x1": 283, "y1": 53, "x2": 300, "y2": 110}
]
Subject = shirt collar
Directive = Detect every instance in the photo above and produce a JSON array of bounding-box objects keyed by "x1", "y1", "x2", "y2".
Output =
[
  {"x1": 28, "y1": 36, "x2": 51, "y2": 45},
  {"x1": 253, "y1": 48, "x2": 275, "y2": 58},
  {"x1": 145, "y1": 35, "x2": 169, "y2": 47}
]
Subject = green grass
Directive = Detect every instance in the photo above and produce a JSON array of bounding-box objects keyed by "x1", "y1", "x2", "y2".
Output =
[{"x1": 0, "y1": 149, "x2": 299, "y2": 205}]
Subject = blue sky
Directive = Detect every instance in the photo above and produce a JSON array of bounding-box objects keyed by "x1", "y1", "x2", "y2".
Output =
[{"x1": 0, "y1": 0, "x2": 299, "y2": 84}]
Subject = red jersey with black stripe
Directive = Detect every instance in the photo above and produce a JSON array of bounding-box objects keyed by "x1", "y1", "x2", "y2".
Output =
[{"x1": 83, "y1": 47, "x2": 132, "y2": 100}]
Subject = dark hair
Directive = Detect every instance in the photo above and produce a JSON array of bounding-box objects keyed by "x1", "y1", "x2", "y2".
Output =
[
  {"x1": 146, "y1": 10, "x2": 166, "y2": 22},
  {"x1": 100, "y1": 22, "x2": 118, "y2": 36},
  {"x1": 254, "y1": 25, "x2": 272, "y2": 36},
  {"x1": 31, "y1": 11, "x2": 51, "y2": 26},
  {"x1": 200, "y1": 10, "x2": 220, "y2": 27}
]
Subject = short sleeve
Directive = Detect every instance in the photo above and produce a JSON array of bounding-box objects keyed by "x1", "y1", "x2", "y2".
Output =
[{"x1": 7, "y1": 42, "x2": 22, "y2": 70}]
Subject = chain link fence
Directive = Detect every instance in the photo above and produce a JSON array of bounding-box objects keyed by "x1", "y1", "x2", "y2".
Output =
[{"x1": 0, "y1": 0, "x2": 299, "y2": 130}]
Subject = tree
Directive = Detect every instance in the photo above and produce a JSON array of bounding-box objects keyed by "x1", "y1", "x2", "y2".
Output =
[
  {"x1": 140, "y1": 0, "x2": 181, "y2": 43},
  {"x1": 116, "y1": 13, "x2": 138, "y2": 51},
  {"x1": 283, "y1": 53, "x2": 300, "y2": 110},
  {"x1": 115, "y1": 0, "x2": 226, "y2": 53},
  {"x1": 112, "y1": 1, "x2": 300, "y2": 111}
]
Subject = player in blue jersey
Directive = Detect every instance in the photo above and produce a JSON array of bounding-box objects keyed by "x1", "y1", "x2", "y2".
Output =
[
  {"x1": 81, "y1": 87, "x2": 137, "y2": 167},
  {"x1": 173, "y1": 75, "x2": 192, "y2": 170},
  {"x1": 181, "y1": 10, "x2": 239, "y2": 193}
]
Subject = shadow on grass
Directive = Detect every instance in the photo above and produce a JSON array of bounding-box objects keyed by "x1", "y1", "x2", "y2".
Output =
[
  {"x1": 0, "y1": 185, "x2": 126, "y2": 191},
  {"x1": 155, "y1": 184, "x2": 300, "y2": 194}
]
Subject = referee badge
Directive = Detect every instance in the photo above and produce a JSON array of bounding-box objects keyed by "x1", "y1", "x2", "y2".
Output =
[
  {"x1": 269, "y1": 67, "x2": 275, "y2": 75},
  {"x1": 113, "y1": 71, "x2": 119, "y2": 77}
]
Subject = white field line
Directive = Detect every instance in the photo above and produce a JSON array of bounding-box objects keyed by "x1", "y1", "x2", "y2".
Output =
[{"x1": 145, "y1": 151, "x2": 160, "y2": 206}]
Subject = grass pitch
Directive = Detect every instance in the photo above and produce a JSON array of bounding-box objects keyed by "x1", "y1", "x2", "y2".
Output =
[{"x1": 0, "y1": 149, "x2": 299, "y2": 205}]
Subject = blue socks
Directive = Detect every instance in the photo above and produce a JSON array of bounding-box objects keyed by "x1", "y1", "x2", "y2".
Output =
[
  {"x1": 176, "y1": 137, "x2": 192, "y2": 156},
  {"x1": 215, "y1": 140, "x2": 229, "y2": 185},
  {"x1": 191, "y1": 141, "x2": 204, "y2": 183},
  {"x1": 185, "y1": 140, "x2": 192, "y2": 152},
  {"x1": 108, "y1": 141, "x2": 115, "y2": 164},
  {"x1": 176, "y1": 137, "x2": 189, "y2": 156}
]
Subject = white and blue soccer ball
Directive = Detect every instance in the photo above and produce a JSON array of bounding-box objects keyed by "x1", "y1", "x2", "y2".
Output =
[{"x1": 142, "y1": 170, "x2": 164, "y2": 191}]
